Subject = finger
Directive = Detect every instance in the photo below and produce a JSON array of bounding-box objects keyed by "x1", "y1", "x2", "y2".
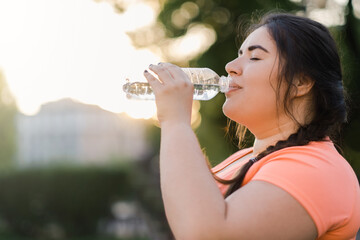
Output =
[
  {"x1": 148, "y1": 63, "x2": 174, "y2": 84},
  {"x1": 158, "y1": 63, "x2": 192, "y2": 85},
  {"x1": 143, "y1": 70, "x2": 162, "y2": 93},
  {"x1": 166, "y1": 63, "x2": 191, "y2": 83}
]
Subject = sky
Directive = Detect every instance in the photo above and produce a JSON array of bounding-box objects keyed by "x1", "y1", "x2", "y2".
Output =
[{"x1": 0, "y1": 0, "x2": 160, "y2": 118}]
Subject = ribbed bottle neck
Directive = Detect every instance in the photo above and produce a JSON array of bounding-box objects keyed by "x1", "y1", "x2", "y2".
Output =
[{"x1": 219, "y1": 76, "x2": 231, "y2": 93}]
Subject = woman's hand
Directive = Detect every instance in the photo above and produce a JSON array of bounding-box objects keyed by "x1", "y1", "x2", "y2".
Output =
[{"x1": 144, "y1": 62, "x2": 194, "y2": 127}]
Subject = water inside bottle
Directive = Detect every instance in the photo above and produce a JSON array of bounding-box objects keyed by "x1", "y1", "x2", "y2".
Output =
[
  {"x1": 123, "y1": 81, "x2": 221, "y2": 101},
  {"x1": 193, "y1": 84, "x2": 221, "y2": 100}
]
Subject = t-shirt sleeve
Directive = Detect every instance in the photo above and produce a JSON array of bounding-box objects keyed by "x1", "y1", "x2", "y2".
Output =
[{"x1": 250, "y1": 151, "x2": 338, "y2": 237}]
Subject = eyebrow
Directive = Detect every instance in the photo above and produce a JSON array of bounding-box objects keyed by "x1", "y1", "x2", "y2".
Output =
[{"x1": 238, "y1": 45, "x2": 269, "y2": 54}]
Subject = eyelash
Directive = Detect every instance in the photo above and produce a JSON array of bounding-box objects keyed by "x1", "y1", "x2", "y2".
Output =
[{"x1": 250, "y1": 57, "x2": 261, "y2": 61}]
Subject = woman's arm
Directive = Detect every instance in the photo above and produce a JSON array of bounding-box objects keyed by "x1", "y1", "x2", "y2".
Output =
[
  {"x1": 160, "y1": 121, "x2": 227, "y2": 240},
  {"x1": 145, "y1": 62, "x2": 227, "y2": 239},
  {"x1": 145, "y1": 63, "x2": 317, "y2": 240}
]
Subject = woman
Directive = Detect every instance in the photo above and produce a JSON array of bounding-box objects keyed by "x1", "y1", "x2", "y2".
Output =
[{"x1": 144, "y1": 13, "x2": 360, "y2": 239}]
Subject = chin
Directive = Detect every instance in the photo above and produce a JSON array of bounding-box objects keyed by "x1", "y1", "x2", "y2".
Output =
[
  {"x1": 222, "y1": 100, "x2": 239, "y2": 122},
  {"x1": 222, "y1": 100, "x2": 250, "y2": 125}
]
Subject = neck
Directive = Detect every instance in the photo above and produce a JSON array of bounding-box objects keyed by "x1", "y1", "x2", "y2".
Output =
[{"x1": 251, "y1": 120, "x2": 298, "y2": 156}]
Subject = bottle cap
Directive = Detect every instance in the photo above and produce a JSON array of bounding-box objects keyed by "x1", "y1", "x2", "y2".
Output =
[{"x1": 219, "y1": 76, "x2": 231, "y2": 93}]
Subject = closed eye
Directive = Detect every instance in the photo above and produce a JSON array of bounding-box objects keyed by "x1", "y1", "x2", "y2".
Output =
[{"x1": 250, "y1": 57, "x2": 261, "y2": 61}]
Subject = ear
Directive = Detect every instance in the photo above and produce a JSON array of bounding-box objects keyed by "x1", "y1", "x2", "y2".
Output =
[{"x1": 292, "y1": 76, "x2": 314, "y2": 97}]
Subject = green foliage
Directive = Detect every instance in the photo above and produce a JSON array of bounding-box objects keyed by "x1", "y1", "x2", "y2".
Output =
[
  {"x1": 159, "y1": 0, "x2": 301, "y2": 40},
  {"x1": 0, "y1": 166, "x2": 134, "y2": 239},
  {"x1": 339, "y1": 1, "x2": 360, "y2": 176},
  {"x1": 0, "y1": 161, "x2": 172, "y2": 240},
  {"x1": 0, "y1": 234, "x2": 144, "y2": 240},
  {"x1": 126, "y1": 156, "x2": 172, "y2": 238},
  {"x1": 0, "y1": 71, "x2": 17, "y2": 169}
]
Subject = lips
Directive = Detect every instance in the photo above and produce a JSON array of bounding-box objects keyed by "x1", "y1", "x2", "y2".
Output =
[
  {"x1": 225, "y1": 84, "x2": 242, "y2": 96},
  {"x1": 228, "y1": 84, "x2": 242, "y2": 91},
  {"x1": 229, "y1": 85, "x2": 242, "y2": 90}
]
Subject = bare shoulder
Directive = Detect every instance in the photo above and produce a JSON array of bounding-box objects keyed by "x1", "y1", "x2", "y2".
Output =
[{"x1": 221, "y1": 180, "x2": 318, "y2": 240}]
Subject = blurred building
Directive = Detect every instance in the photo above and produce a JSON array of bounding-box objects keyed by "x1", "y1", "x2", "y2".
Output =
[{"x1": 16, "y1": 98, "x2": 149, "y2": 166}]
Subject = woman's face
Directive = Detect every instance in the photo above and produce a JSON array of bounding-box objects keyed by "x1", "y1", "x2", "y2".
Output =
[{"x1": 223, "y1": 26, "x2": 286, "y2": 133}]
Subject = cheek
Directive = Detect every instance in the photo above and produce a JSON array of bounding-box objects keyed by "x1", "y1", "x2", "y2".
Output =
[{"x1": 222, "y1": 87, "x2": 279, "y2": 125}]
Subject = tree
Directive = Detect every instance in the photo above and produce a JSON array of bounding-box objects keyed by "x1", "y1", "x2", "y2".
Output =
[
  {"x1": 0, "y1": 70, "x2": 17, "y2": 168},
  {"x1": 341, "y1": 0, "x2": 360, "y2": 173}
]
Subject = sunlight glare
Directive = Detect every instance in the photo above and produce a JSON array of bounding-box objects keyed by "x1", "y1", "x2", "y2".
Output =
[
  {"x1": 166, "y1": 24, "x2": 216, "y2": 62},
  {"x1": 353, "y1": 0, "x2": 360, "y2": 18},
  {"x1": 0, "y1": 0, "x2": 161, "y2": 119},
  {"x1": 123, "y1": 100, "x2": 157, "y2": 119},
  {"x1": 308, "y1": 8, "x2": 345, "y2": 26},
  {"x1": 120, "y1": 3, "x2": 156, "y2": 31},
  {"x1": 333, "y1": 0, "x2": 349, "y2": 6}
]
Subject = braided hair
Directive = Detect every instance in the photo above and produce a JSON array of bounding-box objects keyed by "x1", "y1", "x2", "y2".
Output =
[{"x1": 217, "y1": 13, "x2": 348, "y2": 198}]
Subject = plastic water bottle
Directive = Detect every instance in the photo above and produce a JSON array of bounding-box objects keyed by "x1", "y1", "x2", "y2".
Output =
[{"x1": 122, "y1": 68, "x2": 231, "y2": 101}]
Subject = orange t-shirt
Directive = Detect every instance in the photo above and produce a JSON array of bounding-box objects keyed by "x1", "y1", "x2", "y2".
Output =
[{"x1": 212, "y1": 140, "x2": 360, "y2": 239}]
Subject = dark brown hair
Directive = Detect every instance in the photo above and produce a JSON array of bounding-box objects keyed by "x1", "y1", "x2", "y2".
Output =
[{"x1": 216, "y1": 13, "x2": 348, "y2": 197}]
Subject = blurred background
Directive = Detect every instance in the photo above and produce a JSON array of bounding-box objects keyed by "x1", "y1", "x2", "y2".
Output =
[{"x1": 0, "y1": 0, "x2": 359, "y2": 239}]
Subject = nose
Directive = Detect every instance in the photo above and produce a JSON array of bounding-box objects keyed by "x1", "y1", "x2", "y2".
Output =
[{"x1": 225, "y1": 58, "x2": 242, "y2": 76}]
